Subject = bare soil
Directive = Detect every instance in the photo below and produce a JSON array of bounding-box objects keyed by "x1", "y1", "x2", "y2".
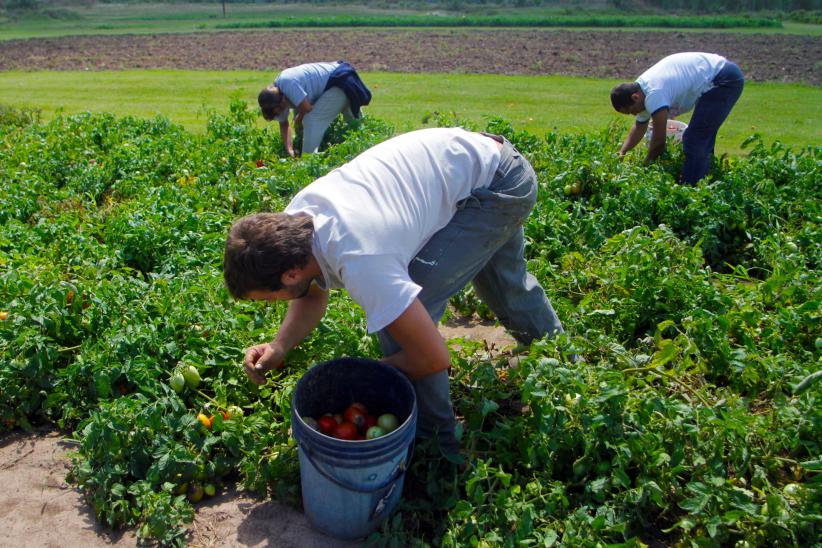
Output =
[
  {"x1": 0, "y1": 427, "x2": 362, "y2": 547},
  {"x1": 1, "y1": 29, "x2": 819, "y2": 84},
  {"x1": 0, "y1": 320, "x2": 513, "y2": 547}
]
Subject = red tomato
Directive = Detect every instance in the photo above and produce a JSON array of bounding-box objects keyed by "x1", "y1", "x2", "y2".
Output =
[
  {"x1": 317, "y1": 416, "x2": 337, "y2": 436},
  {"x1": 350, "y1": 402, "x2": 368, "y2": 414},
  {"x1": 343, "y1": 407, "x2": 367, "y2": 432},
  {"x1": 333, "y1": 421, "x2": 358, "y2": 440},
  {"x1": 220, "y1": 410, "x2": 230, "y2": 421},
  {"x1": 365, "y1": 415, "x2": 378, "y2": 429}
]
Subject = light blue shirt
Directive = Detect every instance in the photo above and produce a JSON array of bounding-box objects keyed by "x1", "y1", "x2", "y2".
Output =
[{"x1": 274, "y1": 61, "x2": 340, "y2": 121}]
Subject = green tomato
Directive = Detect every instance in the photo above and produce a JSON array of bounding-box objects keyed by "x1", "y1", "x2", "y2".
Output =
[
  {"x1": 169, "y1": 372, "x2": 185, "y2": 393},
  {"x1": 366, "y1": 426, "x2": 386, "y2": 439},
  {"x1": 204, "y1": 483, "x2": 216, "y2": 497},
  {"x1": 782, "y1": 483, "x2": 803, "y2": 498},
  {"x1": 188, "y1": 482, "x2": 204, "y2": 503},
  {"x1": 377, "y1": 413, "x2": 398, "y2": 433},
  {"x1": 182, "y1": 365, "x2": 201, "y2": 389}
]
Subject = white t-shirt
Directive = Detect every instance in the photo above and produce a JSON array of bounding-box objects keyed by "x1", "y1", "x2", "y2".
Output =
[
  {"x1": 635, "y1": 52, "x2": 727, "y2": 123},
  {"x1": 284, "y1": 128, "x2": 502, "y2": 333},
  {"x1": 274, "y1": 61, "x2": 341, "y2": 122}
]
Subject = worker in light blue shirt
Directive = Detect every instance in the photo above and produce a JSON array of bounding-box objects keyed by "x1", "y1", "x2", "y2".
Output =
[{"x1": 258, "y1": 61, "x2": 372, "y2": 157}]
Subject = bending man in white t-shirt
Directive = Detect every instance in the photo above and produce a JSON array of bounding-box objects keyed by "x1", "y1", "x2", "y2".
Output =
[
  {"x1": 610, "y1": 52, "x2": 744, "y2": 185},
  {"x1": 258, "y1": 61, "x2": 371, "y2": 157},
  {"x1": 223, "y1": 128, "x2": 565, "y2": 454}
]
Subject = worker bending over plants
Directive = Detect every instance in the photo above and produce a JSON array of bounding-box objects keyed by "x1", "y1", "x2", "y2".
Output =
[
  {"x1": 223, "y1": 128, "x2": 565, "y2": 455},
  {"x1": 610, "y1": 52, "x2": 744, "y2": 185},
  {"x1": 258, "y1": 60, "x2": 371, "y2": 157}
]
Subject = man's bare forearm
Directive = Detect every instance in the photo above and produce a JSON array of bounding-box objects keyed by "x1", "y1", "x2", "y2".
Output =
[
  {"x1": 273, "y1": 286, "x2": 328, "y2": 351},
  {"x1": 645, "y1": 134, "x2": 666, "y2": 164},
  {"x1": 382, "y1": 348, "x2": 448, "y2": 381},
  {"x1": 620, "y1": 123, "x2": 647, "y2": 156}
]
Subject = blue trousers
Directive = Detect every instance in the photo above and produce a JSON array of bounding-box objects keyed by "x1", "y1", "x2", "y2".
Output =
[
  {"x1": 377, "y1": 135, "x2": 564, "y2": 453},
  {"x1": 681, "y1": 61, "x2": 745, "y2": 185}
]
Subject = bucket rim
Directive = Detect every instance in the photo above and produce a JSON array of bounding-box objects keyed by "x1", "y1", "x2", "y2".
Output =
[{"x1": 291, "y1": 356, "x2": 418, "y2": 459}]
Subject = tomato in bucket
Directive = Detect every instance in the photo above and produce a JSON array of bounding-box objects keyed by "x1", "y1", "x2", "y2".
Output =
[{"x1": 291, "y1": 357, "x2": 417, "y2": 540}]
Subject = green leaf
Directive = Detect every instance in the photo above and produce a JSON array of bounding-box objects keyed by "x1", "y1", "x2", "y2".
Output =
[
  {"x1": 650, "y1": 340, "x2": 677, "y2": 368},
  {"x1": 480, "y1": 398, "x2": 499, "y2": 418}
]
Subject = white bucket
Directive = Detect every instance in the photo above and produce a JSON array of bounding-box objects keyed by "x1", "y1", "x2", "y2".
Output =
[{"x1": 645, "y1": 119, "x2": 688, "y2": 142}]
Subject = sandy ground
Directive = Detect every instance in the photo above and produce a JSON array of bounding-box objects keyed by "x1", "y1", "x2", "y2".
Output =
[
  {"x1": 0, "y1": 319, "x2": 514, "y2": 547},
  {"x1": 0, "y1": 428, "x2": 359, "y2": 548}
]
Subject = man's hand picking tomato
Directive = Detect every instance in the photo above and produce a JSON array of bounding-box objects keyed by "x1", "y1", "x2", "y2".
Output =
[{"x1": 243, "y1": 342, "x2": 285, "y2": 385}]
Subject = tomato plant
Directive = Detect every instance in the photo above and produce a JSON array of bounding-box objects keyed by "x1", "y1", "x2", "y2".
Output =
[{"x1": 0, "y1": 103, "x2": 818, "y2": 546}]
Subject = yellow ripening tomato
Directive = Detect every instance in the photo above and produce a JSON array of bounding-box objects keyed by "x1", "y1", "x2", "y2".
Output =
[{"x1": 197, "y1": 413, "x2": 212, "y2": 430}]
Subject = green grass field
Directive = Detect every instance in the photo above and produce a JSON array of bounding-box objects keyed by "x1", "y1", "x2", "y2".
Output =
[
  {"x1": 1, "y1": 2, "x2": 819, "y2": 40},
  {"x1": 0, "y1": 70, "x2": 819, "y2": 155}
]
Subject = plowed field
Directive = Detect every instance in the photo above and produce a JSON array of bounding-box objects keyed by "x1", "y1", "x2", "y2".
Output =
[{"x1": 2, "y1": 29, "x2": 819, "y2": 84}]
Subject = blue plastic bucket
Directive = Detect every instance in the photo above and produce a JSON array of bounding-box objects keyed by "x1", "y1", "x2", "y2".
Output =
[{"x1": 291, "y1": 357, "x2": 418, "y2": 540}]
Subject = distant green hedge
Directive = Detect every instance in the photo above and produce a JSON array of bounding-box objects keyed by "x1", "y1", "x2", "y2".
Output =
[{"x1": 217, "y1": 14, "x2": 782, "y2": 29}]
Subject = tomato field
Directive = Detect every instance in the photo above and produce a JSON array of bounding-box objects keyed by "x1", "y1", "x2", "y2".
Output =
[{"x1": 0, "y1": 101, "x2": 819, "y2": 546}]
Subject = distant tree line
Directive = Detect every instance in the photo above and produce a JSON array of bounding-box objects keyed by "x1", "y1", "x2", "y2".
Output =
[
  {"x1": 628, "y1": 0, "x2": 820, "y2": 11},
  {"x1": 1, "y1": 0, "x2": 819, "y2": 13}
]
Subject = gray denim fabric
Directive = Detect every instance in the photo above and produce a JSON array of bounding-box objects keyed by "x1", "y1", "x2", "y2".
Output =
[{"x1": 377, "y1": 135, "x2": 564, "y2": 454}]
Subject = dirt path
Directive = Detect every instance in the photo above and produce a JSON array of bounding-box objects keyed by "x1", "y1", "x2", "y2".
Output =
[
  {"x1": 0, "y1": 320, "x2": 514, "y2": 547},
  {"x1": 0, "y1": 429, "x2": 138, "y2": 547},
  {"x1": 1, "y1": 29, "x2": 819, "y2": 84},
  {"x1": 0, "y1": 428, "x2": 359, "y2": 547}
]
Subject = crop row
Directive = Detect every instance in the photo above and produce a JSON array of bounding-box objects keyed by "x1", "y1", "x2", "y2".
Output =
[
  {"x1": 217, "y1": 14, "x2": 782, "y2": 30},
  {"x1": 0, "y1": 101, "x2": 818, "y2": 545}
]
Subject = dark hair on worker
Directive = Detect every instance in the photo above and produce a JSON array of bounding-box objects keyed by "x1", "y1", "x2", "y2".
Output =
[
  {"x1": 223, "y1": 212, "x2": 314, "y2": 298},
  {"x1": 610, "y1": 82, "x2": 642, "y2": 111},
  {"x1": 258, "y1": 86, "x2": 283, "y2": 121}
]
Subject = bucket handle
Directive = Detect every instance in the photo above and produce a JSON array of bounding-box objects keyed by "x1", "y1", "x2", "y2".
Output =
[{"x1": 299, "y1": 440, "x2": 414, "y2": 494}]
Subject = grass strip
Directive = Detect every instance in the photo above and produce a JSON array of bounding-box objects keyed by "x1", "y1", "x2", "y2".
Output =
[{"x1": 0, "y1": 70, "x2": 817, "y2": 154}]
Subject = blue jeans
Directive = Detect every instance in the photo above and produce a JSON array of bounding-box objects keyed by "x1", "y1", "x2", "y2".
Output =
[
  {"x1": 681, "y1": 61, "x2": 745, "y2": 185},
  {"x1": 377, "y1": 135, "x2": 564, "y2": 453}
]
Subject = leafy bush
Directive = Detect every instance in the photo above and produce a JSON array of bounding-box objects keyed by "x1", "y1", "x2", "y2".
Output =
[{"x1": 0, "y1": 102, "x2": 818, "y2": 545}]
